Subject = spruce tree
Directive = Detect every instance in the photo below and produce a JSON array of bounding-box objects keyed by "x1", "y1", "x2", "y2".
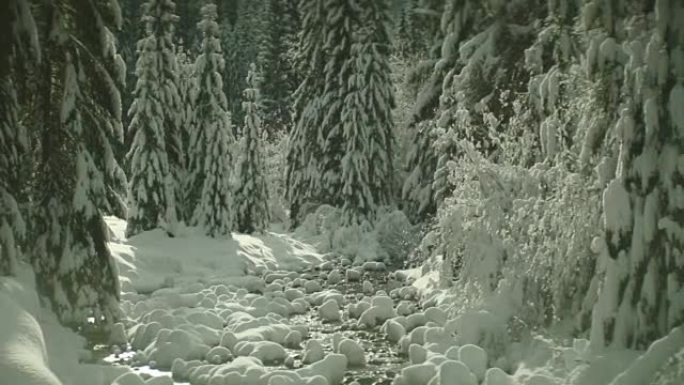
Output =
[
  {"x1": 340, "y1": 0, "x2": 396, "y2": 223},
  {"x1": 0, "y1": 0, "x2": 36, "y2": 276},
  {"x1": 258, "y1": 0, "x2": 299, "y2": 133},
  {"x1": 594, "y1": 0, "x2": 684, "y2": 348},
  {"x1": 316, "y1": 0, "x2": 360, "y2": 209},
  {"x1": 234, "y1": 64, "x2": 270, "y2": 233},
  {"x1": 126, "y1": 0, "x2": 182, "y2": 237},
  {"x1": 285, "y1": 0, "x2": 327, "y2": 227},
  {"x1": 185, "y1": 1, "x2": 234, "y2": 237},
  {"x1": 31, "y1": 0, "x2": 125, "y2": 325},
  {"x1": 176, "y1": 46, "x2": 196, "y2": 172}
]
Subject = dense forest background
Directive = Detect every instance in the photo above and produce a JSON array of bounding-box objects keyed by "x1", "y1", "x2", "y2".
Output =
[{"x1": 1, "y1": 0, "x2": 683, "y2": 360}]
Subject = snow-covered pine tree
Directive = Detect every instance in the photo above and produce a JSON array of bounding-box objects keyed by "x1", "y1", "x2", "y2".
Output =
[
  {"x1": 176, "y1": 45, "x2": 195, "y2": 182},
  {"x1": 286, "y1": 0, "x2": 327, "y2": 227},
  {"x1": 228, "y1": 0, "x2": 266, "y2": 123},
  {"x1": 234, "y1": 63, "x2": 270, "y2": 233},
  {"x1": 258, "y1": 0, "x2": 299, "y2": 134},
  {"x1": 185, "y1": 1, "x2": 234, "y2": 237},
  {"x1": 0, "y1": 0, "x2": 36, "y2": 276},
  {"x1": 340, "y1": 0, "x2": 396, "y2": 223},
  {"x1": 592, "y1": 0, "x2": 684, "y2": 349},
  {"x1": 317, "y1": 0, "x2": 362, "y2": 209},
  {"x1": 31, "y1": 0, "x2": 125, "y2": 325},
  {"x1": 126, "y1": 0, "x2": 183, "y2": 237}
]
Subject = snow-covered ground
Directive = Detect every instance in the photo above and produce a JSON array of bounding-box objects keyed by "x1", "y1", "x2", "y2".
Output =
[{"x1": 1, "y1": 217, "x2": 683, "y2": 385}]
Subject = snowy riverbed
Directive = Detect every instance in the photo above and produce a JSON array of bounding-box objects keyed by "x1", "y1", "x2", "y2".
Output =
[{"x1": 2, "y1": 217, "x2": 683, "y2": 385}]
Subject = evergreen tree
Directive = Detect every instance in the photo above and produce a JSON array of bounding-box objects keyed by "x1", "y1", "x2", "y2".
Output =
[
  {"x1": 286, "y1": 0, "x2": 327, "y2": 227},
  {"x1": 340, "y1": 0, "x2": 396, "y2": 223},
  {"x1": 234, "y1": 64, "x2": 270, "y2": 233},
  {"x1": 176, "y1": 46, "x2": 196, "y2": 171},
  {"x1": 126, "y1": 0, "x2": 182, "y2": 237},
  {"x1": 227, "y1": 0, "x2": 265, "y2": 123},
  {"x1": 0, "y1": 0, "x2": 36, "y2": 276},
  {"x1": 31, "y1": 0, "x2": 125, "y2": 325},
  {"x1": 593, "y1": 0, "x2": 684, "y2": 349},
  {"x1": 258, "y1": 0, "x2": 299, "y2": 134},
  {"x1": 315, "y1": 0, "x2": 361, "y2": 210},
  {"x1": 185, "y1": 1, "x2": 234, "y2": 237}
]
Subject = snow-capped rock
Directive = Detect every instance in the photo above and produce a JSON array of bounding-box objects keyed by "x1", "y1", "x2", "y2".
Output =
[
  {"x1": 303, "y1": 340, "x2": 325, "y2": 364},
  {"x1": 338, "y1": 339, "x2": 366, "y2": 367},
  {"x1": 319, "y1": 299, "x2": 341, "y2": 322},
  {"x1": 458, "y1": 344, "x2": 488, "y2": 381}
]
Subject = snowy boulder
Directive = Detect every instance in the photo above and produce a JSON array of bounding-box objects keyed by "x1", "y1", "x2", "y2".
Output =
[
  {"x1": 250, "y1": 341, "x2": 287, "y2": 364},
  {"x1": 399, "y1": 363, "x2": 437, "y2": 385},
  {"x1": 319, "y1": 299, "x2": 341, "y2": 322},
  {"x1": 429, "y1": 360, "x2": 477, "y2": 385},
  {"x1": 362, "y1": 262, "x2": 386, "y2": 272},
  {"x1": 327, "y1": 270, "x2": 342, "y2": 285},
  {"x1": 109, "y1": 322, "x2": 128, "y2": 346},
  {"x1": 220, "y1": 331, "x2": 238, "y2": 350},
  {"x1": 305, "y1": 280, "x2": 323, "y2": 294},
  {"x1": 381, "y1": 319, "x2": 406, "y2": 343},
  {"x1": 303, "y1": 340, "x2": 325, "y2": 364},
  {"x1": 362, "y1": 280, "x2": 374, "y2": 295},
  {"x1": 409, "y1": 344, "x2": 428, "y2": 364},
  {"x1": 265, "y1": 282, "x2": 284, "y2": 293},
  {"x1": 348, "y1": 300, "x2": 371, "y2": 320},
  {"x1": 206, "y1": 346, "x2": 232, "y2": 364},
  {"x1": 319, "y1": 261, "x2": 335, "y2": 271},
  {"x1": 296, "y1": 353, "x2": 348, "y2": 385},
  {"x1": 0, "y1": 291, "x2": 62, "y2": 385},
  {"x1": 284, "y1": 330, "x2": 302, "y2": 349},
  {"x1": 458, "y1": 344, "x2": 488, "y2": 381},
  {"x1": 484, "y1": 367, "x2": 514, "y2": 385},
  {"x1": 406, "y1": 312, "x2": 427, "y2": 332},
  {"x1": 112, "y1": 372, "x2": 146, "y2": 385},
  {"x1": 396, "y1": 301, "x2": 416, "y2": 316},
  {"x1": 444, "y1": 346, "x2": 459, "y2": 360},
  {"x1": 147, "y1": 329, "x2": 210, "y2": 369},
  {"x1": 285, "y1": 289, "x2": 304, "y2": 301},
  {"x1": 345, "y1": 269, "x2": 362, "y2": 282},
  {"x1": 338, "y1": 339, "x2": 366, "y2": 367},
  {"x1": 358, "y1": 299, "x2": 396, "y2": 328}
]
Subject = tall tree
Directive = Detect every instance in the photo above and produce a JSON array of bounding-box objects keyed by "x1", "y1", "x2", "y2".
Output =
[
  {"x1": 126, "y1": 0, "x2": 182, "y2": 237},
  {"x1": 31, "y1": 0, "x2": 125, "y2": 325},
  {"x1": 185, "y1": 1, "x2": 235, "y2": 237},
  {"x1": 234, "y1": 64, "x2": 270, "y2": 233},
  {"x1": 0, "y1": 0, "x2": 37, "y2": 276},
  {"x1": 340, "y1": 0, "x2": 396, "y2": 223},
  {"x1": 594, "y1": 0, "x2": 684, "y2": 349},
  {"x1": 258, "y1": 0, "x2": 299, "y2": 134},
  {"x1": 285, "y1": 0, "x2": 327, "y2": 226}
]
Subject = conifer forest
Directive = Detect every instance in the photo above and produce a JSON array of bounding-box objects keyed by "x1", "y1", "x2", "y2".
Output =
[{"x1": 1, "y1": 1, "x2": 684, "y2": 385}]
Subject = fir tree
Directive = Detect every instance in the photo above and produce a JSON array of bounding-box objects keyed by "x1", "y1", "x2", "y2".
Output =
[
  {"x1": 0, "y1": 0, "x2": 36, "y2": 276},
  {"x1": 285, "y1": 0, "x2": 327, "y2": 227},
  {"x1": 234, "y1": 64, "x2": 270, "y2": 233},
  {"x1": 31, "y1": 0, "x2": 125, "y2": 325},
  {"x1": 176, "y1": 45, "x2": 196, "y2": 171},
  {"x1": 340, "y1": 0, "x2": 396, "y2": 223},
  {"x1": 258, "y1": 0, "x2": 299, "y2": 134},
  {"x1": 126, "y1": 0, "x2": 182, "y2": 237},
  {"x1": 316, "y1": 0, "x2": 361, "y2": 209},
  {"x1": 594, "y1": 0, "x2": 684, "y2": 349},
  {"x1": 185, "y1": 1, "x2": 234, "y2": 237}
]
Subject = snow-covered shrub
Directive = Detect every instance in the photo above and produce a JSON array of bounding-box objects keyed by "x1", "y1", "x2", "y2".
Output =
[
  {"x1": 295, "y1": 205, "x2": 417, "y2": 265},
  {"x1": 374, "y1": 208, "x2": 419, "y2": 266}
]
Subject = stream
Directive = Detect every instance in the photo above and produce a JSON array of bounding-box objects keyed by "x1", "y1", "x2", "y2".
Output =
[{"x1": 92, "y1": 259, "x2": 417, "y2": 385}]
